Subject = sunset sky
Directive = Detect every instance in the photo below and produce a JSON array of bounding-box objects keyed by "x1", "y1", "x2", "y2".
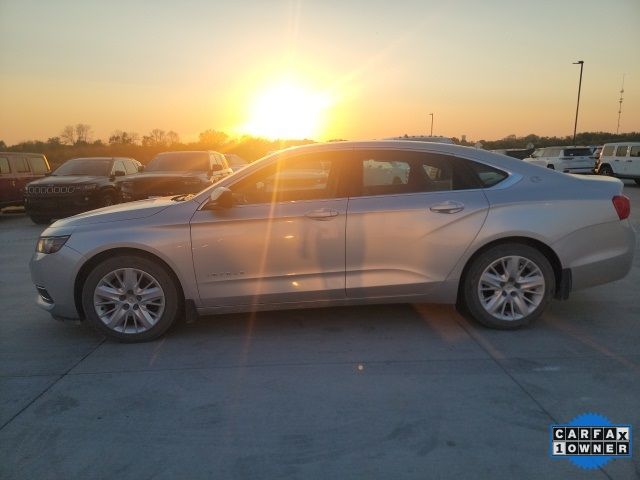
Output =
[{"x1": 1, "y1": 0, "x2": 639, "y2": 145}]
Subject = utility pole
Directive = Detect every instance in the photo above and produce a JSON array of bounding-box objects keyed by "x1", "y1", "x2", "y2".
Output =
[
  {"x1": 572, "y1": 61, "x2": 584, "y2": 145},
  {"x1": 429, "y1": 113, "x2": 434, "y2": 136},
  {"x1": 616, "y1": 74, "x2": 625, "y2": 135}
]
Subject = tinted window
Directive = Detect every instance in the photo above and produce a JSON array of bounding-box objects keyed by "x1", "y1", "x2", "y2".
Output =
[
  {"x1": 0, "y1": 157, "x2": 9, "y2": 174},
  {"x1": 231, "y1": 153, "x2": 337, "y2": 204},
  {"x1": 464, "y1": 160, "x2": 508, "y2": 188},
  {"x1": 353, "y1": 150, "x2": 478, "y2": 197},
  {"x1": 630, "y1": 146, "x2": 640, "y2": 157},
  {"x1": 10, "y1": 157, "x2": 30, "y2": 173},
  {"x1": 615, "y1": 146, "x2": 629, "y2": 157},
  {"x1": 564, "y1": 148, "x2": 592, "y2": 157},
  {"x1": 28, "y1": 156, "x2": 48, "y2": 174},
  {"x1": 53, "y1": 158, "x2": 112, "y2": 176},
  {"x1": 601, "y1": 145, "x2": 615, "y2": 157},
  {"x1": 543, "y1": 148, "x2": 561, "y2": 157},
  {"x1": 147, "y1": 152, "x2": 209, "y2": 172}
]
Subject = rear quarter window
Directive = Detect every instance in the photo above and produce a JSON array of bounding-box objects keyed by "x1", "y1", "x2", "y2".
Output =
[
  {"x1": 601, "y1": 145, "x2": 615, "y2": 157},
  {"x1": 464, "y1": 160, "x2": 508, "y2": 188},
  {"x1": 630, "y1": 146, "x2": 640, "y2": 157},
  {"x1": 0, "y1": 157, "x2": 9, "y2": 174},
  {"x1": 28, "y1": 156, "x2": 48, "y2": 174},
  {"x1": 615, "y1": 146, "x2": 629, "y2": 157}
]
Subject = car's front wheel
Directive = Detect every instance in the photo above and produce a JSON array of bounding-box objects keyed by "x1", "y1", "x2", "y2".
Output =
[
  {"x1": 599, "y1": 164, "x2": 614, "y2": 176},
  {"x1": 81, "y1": 255, "x2": 181, "y2": 342},
  {"x1": 461, "y1": 244, "x2": 555, "y2": 329}
]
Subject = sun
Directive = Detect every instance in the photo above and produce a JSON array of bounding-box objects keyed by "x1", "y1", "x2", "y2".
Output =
[{"x1": 242, "y1": 79, "x2": 331, "y2": 140}]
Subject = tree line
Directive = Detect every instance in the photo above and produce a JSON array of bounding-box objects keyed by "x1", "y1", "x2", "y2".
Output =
[{"x1": 1, "y1": 125, "x2": 639, "y2": 169}]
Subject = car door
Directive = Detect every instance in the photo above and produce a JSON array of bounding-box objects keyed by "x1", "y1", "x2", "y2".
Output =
[
  {"x1": 0, "y1": 155, "x2": 15, "y2": 206},
  {"x1": 614, "y1": 145, "x2": 629, "y2": 175},
  {"x1": 345, "y1": 149, "x2": 490, "y2": 298},
  {"x1": 8, "y1": 156, "x2": 31, "y2": 202},
  {"x1": 629, "y1": 145, "x2": 640, "y2": 177},
  {"x1": 190, "y1": 150, "x2": 349, "y2": 307}
]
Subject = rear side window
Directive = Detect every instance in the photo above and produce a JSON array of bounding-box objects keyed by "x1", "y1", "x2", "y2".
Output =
[
  {"x1": 0, "y1": 157, "x2": 9, "y2": 174},
  {"x1": 28, "y1": 156, "x2": 48, "y2": 174},
  {"x1": 630, "y1": 146, "x2": 640, "y2": 157},
  {"x1": 543, "y1": 148, "x2": 562, "y2": 157},
  {"x1": 112, "y1": 160, "x2": 126, "y2": 174},
  {"x1": 9, "y1": 157, "x2": 30, "y2": 173},
  {"x1": 615, "y1": 146, "x2": 629, "y2": 157},
  {"x1": 601, "y1": 145, "x2": 615, "y2": 157}
]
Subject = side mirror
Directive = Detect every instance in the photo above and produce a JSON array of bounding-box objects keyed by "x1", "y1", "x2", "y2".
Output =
[
  {"x1": 206, "y1": 186, "x2": 233, "y2": 209},
  {"x1": 114, "y1": 170, "x2": 126, "y2": 177},
  {"x1": 210, "y1": 164, "x2": 223, "y2": 173},
  {"x1": 138, "y1": 165, "x2": 145, "y2": 172}
]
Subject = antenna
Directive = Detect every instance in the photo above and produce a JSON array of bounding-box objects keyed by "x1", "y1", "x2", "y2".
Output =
[{"x1": 616, "y1": 74, "x2": 625, "y2": 134}]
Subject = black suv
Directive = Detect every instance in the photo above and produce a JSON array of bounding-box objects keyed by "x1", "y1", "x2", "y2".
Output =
[
  {"x1": 119, "y1": 151, "x2": 232, "y2": 201},
  {"x1": 25, "y1": 157, "x2": 141, "y2": 224}
]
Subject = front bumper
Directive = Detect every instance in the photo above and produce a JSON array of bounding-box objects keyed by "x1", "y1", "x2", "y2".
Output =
[
  {"x1": 30, "y1": 245, "x2": 84, "y2": 319},
  {"x1": 25, "y1": 194, "x2": 102, "y2": 218}
]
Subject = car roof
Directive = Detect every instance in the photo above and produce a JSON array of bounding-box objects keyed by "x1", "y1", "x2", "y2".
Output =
[{"x1": 602, "y1": 141, "x2": 640, "y2": 146}]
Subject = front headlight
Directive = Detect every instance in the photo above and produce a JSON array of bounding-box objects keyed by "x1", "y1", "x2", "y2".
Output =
[{"x1": 36, "y1": 236, "x2": 70, "y2": 254}]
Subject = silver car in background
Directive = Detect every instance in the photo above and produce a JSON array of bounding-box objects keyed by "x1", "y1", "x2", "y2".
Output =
[{"x1": 30, "y1": 141, "x2": 635, "y2": 342}]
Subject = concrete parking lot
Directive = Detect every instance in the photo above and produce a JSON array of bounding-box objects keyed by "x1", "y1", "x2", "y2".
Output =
[{"x1": 1, "y1": 182, "x2": 639, "y2": 480}]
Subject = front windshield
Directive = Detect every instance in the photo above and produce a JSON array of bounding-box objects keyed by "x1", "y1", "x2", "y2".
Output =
[
  {"x1": 53, "y1": 158, "x2": 112, "y2": 176},
  {"x1": 147, "y1": 152, "x2": 209, "y2": 172}
]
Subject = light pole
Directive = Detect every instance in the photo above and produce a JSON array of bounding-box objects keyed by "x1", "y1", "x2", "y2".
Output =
[
  {"x1": 572, "y1": 60, "x2": 584, "y2": 145},
  {"x1": 429, "y1": 113, "x2": 434, "y2": 136}
]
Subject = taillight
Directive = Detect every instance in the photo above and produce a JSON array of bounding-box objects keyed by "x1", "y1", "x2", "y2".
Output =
[{"x1": 612, "y1": 195, "x2": 630, "y2": 220}]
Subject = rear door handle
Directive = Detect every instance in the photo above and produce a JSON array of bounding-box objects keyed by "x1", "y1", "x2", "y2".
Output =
[
  {"x1": 305, "y1": 209, "x2": 339, "y2": 220},
  {"x1": 430, "y1": 201, "x2": 464, "y2": 214}
]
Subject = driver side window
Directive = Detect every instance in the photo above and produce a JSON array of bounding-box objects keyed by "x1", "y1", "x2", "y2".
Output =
[{"x1": 231, "y1": 153, "x2": 337, "y2": 205}]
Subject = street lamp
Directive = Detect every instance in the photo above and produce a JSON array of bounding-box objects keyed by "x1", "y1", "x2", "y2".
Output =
[
  {"x1": 429, "y1": 113, "x2": 434, "y2": 136},
  {"x1": 572, "y1": 60, "x2": 584, "y2": 145}
]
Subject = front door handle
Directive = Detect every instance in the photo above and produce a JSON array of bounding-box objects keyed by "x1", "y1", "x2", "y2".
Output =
[
  {"x1": 305, "y1": 209, "x2": 339, "y2": 220},
  {"x1": 430, "y1": 201, "x2": 464, "y2": 214}
]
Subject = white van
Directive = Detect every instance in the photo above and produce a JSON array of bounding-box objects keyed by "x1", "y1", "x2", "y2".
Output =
[{"x1": 595, "y1": 142, "x2": 640, "y2": 184}]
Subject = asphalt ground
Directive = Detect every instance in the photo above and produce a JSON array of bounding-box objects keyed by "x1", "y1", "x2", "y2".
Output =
[{"x1": 1, "y1": 181, "x2": 639, "y2": 479}]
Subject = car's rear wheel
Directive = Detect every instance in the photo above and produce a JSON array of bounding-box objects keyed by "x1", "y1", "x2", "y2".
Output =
[
  {"x1": 81, "y1": 255, "x2": 181, "y2": 342},
  {"x1": 599, "y1": 164, "x2": 614, "y2": 176},
  {"x1": 461, "y1": 244, "x2": 555, "y2": 329},
  {"x1": 634, "y1": 179, "x2": 640, "y2": 186},
  {"x1": 29, "y1": 215, "x2": 51, "y2": 225},
  {"x1": 546, "y1": 164, "x2": 555, "y2": 169}
]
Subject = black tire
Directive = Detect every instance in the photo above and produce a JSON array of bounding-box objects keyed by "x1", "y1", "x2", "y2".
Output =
[
  {"x1": 460, "y1": 243, "x2": 555, "y2": 329},
  {"x1": 81, "y1": 255, "x2": 182, "y2": 342},
  {"x1": 634, "y1": 179, "x2": 640, "y2": 186},
  {"x1": 599, "y1": 164, "x2": 614, "y2": 176},
  {"x1": 546, "y1": 164, "x2": 555, "y2": 169},
  {"x1": 30, "y1": 215, "x2": 51, "y2": 225},
  {"x1": 99, "y1": 191, "x2": 116, "y2": 207}
]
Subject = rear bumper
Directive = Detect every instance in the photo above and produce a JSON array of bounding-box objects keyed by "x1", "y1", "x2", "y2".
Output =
[{"x1": 552, "y1": 220, "x2": 635, "y2": 291}]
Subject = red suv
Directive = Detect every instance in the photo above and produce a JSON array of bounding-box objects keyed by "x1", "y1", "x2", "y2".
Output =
[{"x1": 0, "y1": 153, "x2": 51, "y2": 209}]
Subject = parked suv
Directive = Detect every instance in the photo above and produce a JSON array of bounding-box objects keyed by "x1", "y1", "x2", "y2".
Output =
[
  {"x1": 0, "y1": 152, "x2": 50, "y2": 209},
  {"x1": 24, "y1": 157, "x2": 141, "y2": 224},
  {"x1": 119, "y1": 151, "x2": 232, "y2": 201},
  {"x1": 595, "y1": 142, "x2": 640, "y2": 184},
  {"x1": 523, "y1": 146, "x2": 595, "y2": 173}
]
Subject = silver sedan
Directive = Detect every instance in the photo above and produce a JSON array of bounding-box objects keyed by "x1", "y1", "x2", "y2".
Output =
[{"x1": 30, "y1": 141, "x2": 635, "y2": 342}]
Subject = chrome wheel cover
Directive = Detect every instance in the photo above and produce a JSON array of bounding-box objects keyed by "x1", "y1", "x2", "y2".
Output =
[
  {"x1": 93, "y1": 268, "x2": 165, "y2": 334},
  {"x1": 477, "y1": 255, "x2": 545, "y2": 321}
]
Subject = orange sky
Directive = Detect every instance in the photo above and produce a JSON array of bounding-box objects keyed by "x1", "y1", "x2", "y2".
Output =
[{"x1": 0, "y1": 0, "x2": 639, "y2": 145}]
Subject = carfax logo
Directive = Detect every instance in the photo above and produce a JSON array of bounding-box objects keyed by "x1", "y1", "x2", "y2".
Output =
[{"x1": 550, "y1": 413, "x2": 632, "y2": 470}]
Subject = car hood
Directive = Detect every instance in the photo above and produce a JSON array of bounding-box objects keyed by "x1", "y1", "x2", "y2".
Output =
[
  {"x1": 128, "y1": 171, "x2": 206, "y2": 180},
  {"x1": 51, "y1": 196, "x2": 178, "y2": 227},
  {"x1": 28, "y1": 175, "x2": 105, "y2": 185}
]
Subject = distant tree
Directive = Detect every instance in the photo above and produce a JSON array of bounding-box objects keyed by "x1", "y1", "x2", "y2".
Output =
[
  {"x1": 0, "y1": 140, "x2": 6, "y2": 150},
  {"x1": 75, "y1": 123, "x2": 92, "y2": 144},
  {"x1": 47, "y1": 137, "x2": 62, "y2": 146},
  {"x1": 92, "y1": 139, "x2": 104, "y2": 146},
  {"x1": 109, "y1": 130, "x2": 139, "y2": 145},
  {"x1": 166, "y1": 130, "x2": 180, "y2": 146},
  {"x1": 60, "y1": 125, "x2": 76, "y2": 145},
  {"x1": 142, "y1": 129, "x2": 168, "y2": 147},
  {"x1": 198, "y1": 129, "x2": 229, "y2": 147}
]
